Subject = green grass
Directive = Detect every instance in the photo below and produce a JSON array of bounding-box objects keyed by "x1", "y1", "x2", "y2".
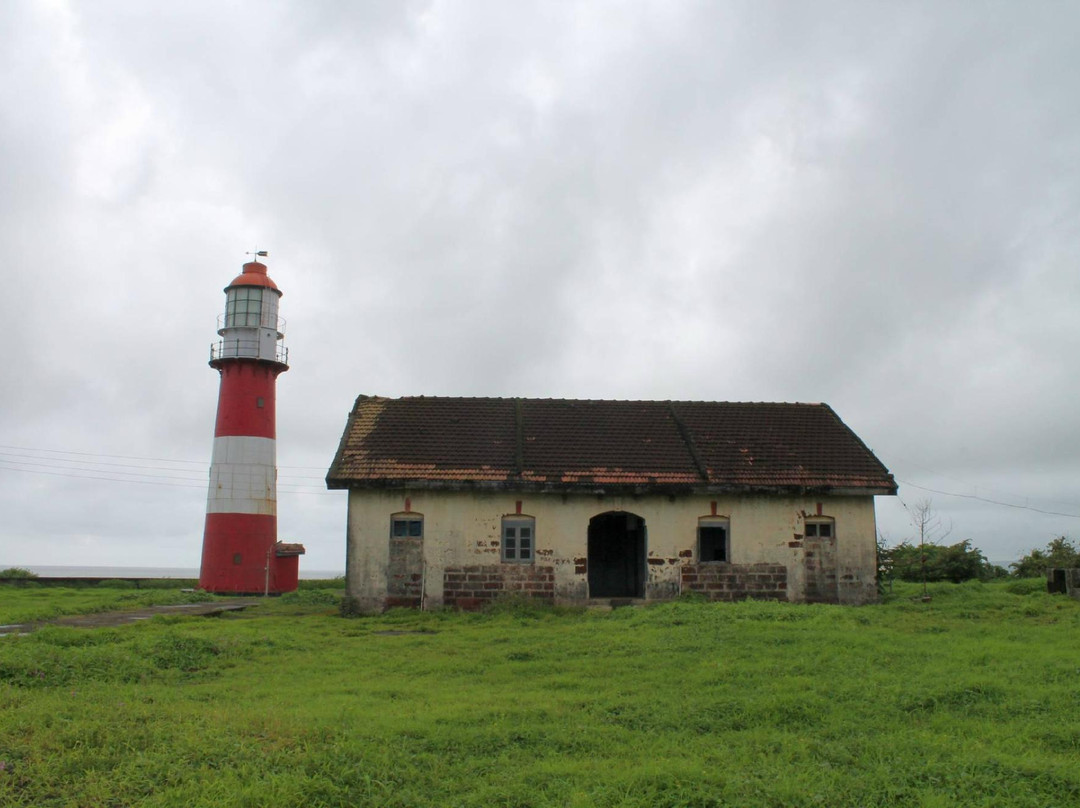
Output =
[
  {"x1": 1, "y1": 580, "x2": 1078, "y2": 806},
  {"x1": 0, "y1": 586, "x2": 219, "y2": 625}
]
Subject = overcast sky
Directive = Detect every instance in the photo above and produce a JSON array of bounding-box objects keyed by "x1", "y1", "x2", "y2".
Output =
[{"x1": 2, "y1": 1, "x2": 1079, "y2": 573}]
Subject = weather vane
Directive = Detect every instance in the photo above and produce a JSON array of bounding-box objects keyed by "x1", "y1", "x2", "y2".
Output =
[{"x1": 246, "y1": 248, "x2": 269, "y2": 261}]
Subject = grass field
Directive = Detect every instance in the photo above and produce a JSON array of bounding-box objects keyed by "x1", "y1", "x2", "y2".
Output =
[{"x1": 1, "y1": 580, "x2": 1078, "y2": 807}]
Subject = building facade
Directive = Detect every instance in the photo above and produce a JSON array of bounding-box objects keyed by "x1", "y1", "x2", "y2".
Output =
[{"x1": 327, "y1": 397, "x2": 896, "y2": 610}]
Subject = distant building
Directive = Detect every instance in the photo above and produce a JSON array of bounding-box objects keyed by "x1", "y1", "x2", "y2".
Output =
[{"x1": 326, "y1": 396, "x2": 895, "y2": 611}]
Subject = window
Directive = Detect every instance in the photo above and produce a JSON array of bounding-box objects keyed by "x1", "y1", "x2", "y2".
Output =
[
  {"x1": 502, "y1": 517, "x2": 535, "y2": 563},
  {"x1": 224, "y1": 287, "x2": 278, "y2": 329},
  {"x1": 391, "y1": 515, "x2": 423, "y2": 539},
  {"x1": 804, "y1": 519, "x2": 834, "y2": 539},
  {"x1": 698, "y1": 517, "x2": 729, "y2": 562},
  {"x1": 225, "y1": 287, "x2": 263, "y2": 328}
]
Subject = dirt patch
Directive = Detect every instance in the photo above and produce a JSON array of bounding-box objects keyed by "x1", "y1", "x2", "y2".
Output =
[{"x1": 0, "y1": 600, "x2": 261, "y2": 635}]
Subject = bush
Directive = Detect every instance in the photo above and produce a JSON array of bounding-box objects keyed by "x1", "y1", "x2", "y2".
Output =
[
  {"x1": 0, "y1": 567, "x2": 38, "y2": 579},
  {"x1": 280, "y1": 589, "x2": 341, "y2": 606},
  {"x1": 339, "y1": 596, "x2": 365, "y2": 617},
  {"x1": 883, "y1": 539, "x2": 998, "y2": 583},
  {"x1": 298, "y1": 577, "x2": 345, "y2": 590},
  {"x1": 1011, "y1": 536, "x2": 1080, "y2": 578}
]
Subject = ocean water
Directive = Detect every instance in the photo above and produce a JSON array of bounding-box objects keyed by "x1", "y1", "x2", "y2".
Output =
[{"x1": 14, "y1": 565, "x2": 344, "y2": 580}]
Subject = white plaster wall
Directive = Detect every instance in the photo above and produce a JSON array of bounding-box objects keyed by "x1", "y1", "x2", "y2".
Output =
[{"x1": 344, "y1": 489, "x2": 882, "y2": 609}]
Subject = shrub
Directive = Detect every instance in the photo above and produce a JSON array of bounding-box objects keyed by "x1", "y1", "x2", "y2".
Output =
[
  {"x1": 299, "y1": 577, "x2": 346, "y2": 590},
  {"x1": 1011, "y1": 536, "x2": 1080, "y2": 578},
  {"x1": 339, "y1": 596, "x2": 365, "y2": 617},
  {"x1": 0, "y1": 567, "x2": 38, "y2": 579},
  {"x1": 883, "y1": 539, "x2": 998, "y2": 583},
  {"x1": 281, "y1": 589, "x2": 341, "y2": 606}
]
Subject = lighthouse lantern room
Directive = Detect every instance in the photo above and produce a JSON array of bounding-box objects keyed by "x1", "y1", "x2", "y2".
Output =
[{"x1": 199, "y1": 255, "x2": 304, "y2": 594}]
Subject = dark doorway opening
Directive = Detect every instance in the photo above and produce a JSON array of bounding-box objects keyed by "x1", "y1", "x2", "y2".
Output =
[
  {"x1": 1049, "y1": 568, "x2": 1068, "y2": 594},
  {"x1": 587, "y1": 511, "x2": 646, "y2": 598}
]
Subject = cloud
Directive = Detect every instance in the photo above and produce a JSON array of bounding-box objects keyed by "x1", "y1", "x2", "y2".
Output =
[{"x1": 2, "y1": 1, "x2": 1080, "y2": 570}]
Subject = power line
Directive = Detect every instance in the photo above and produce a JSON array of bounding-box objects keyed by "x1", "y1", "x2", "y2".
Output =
[
  {"x1": 0, "y1": 444, "x2": 328, "y2": 471},
  {"x1": 8, "y1": 443, "x2": 1073, "y2": 513},
  {"x1": 0, "y1": 450, "x2": 328, "y2": 481},
  {"x1": 0, "y1": 463, "x2": 338, "y2": 495},
  {"x1": 0, "y1": 444, "x2": 206, "y2": 465},
  {"x1": 0, "y1": 464, "x2": 207, "y2": 489},
  {"x1": 897, "y1": 478, "x2": 1080, "y2": 519},
  {"x1": 887, "y1": 450, "x2": 1080, "y2": 512},
  {"x1": 0, "y1": 455, "x2": 207, "y2": 481}
]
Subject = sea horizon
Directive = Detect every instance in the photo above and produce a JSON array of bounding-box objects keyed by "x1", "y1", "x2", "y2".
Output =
[{"x1": 7, "y1": 564, "x2": 344, "y2": 580}]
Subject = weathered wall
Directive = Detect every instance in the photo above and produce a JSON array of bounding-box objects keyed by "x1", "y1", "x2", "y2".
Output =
[
  {"x1": 681, "y1": 563, "x2": 787, "y2": 601},
  {"x1": 443, "y1": 564, "x2": 556, "y2": 609},
  {"x1": 343, "y1": 490, "x2": 881, "y2": 611}
]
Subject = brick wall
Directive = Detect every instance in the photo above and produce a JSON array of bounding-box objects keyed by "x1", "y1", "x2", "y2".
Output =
[
  {"x1": 443, "y1": 564, "x2": 555, "y2": 610},
  {"x1": 804, "y1": 536, "x2": 838, "y2": 603},
  {"x1": 681, "y1": 562, "x2": 787, "y2": 601},
  {"x1": 387, "y1": 536, "x2": 423, "y2": 608}
]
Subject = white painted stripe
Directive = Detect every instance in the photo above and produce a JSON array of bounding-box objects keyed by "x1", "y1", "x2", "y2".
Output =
[
  {"x1": 210, "y1": 435, "x2": 276, "y2": 466},
  {"x1": 206, "y1": 497, "x2": 276, "y2": 516},
  {"x1": 206, "y1": 436, "x2": 278, "y2": 515}
]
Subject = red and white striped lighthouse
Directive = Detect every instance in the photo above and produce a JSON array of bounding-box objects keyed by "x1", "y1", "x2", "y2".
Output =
[{"x1": 199, "y1": 255, "x2": 303, "y2": 594}]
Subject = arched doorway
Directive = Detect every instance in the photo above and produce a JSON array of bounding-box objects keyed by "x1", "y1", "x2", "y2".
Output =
[{"x1": 587, "y1": 511, "x2": 646, "y2": 598}]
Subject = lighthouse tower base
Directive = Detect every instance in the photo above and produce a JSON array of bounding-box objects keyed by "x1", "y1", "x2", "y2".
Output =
[{"x1": 199, "y1": 515, "x2": 299, "y2": 594}]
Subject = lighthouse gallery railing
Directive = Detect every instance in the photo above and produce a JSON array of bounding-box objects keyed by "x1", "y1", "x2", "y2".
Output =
[{"x1": 210, "y1": 339, "x2": 289, "y2": 364}]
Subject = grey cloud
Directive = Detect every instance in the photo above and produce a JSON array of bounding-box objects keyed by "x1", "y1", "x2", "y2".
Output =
[{"x1": 2, "y1": 1, "x2": 1080, "y2": 570}]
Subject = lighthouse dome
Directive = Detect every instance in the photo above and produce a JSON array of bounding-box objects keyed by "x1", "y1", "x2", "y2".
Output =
[
  {"x1": 211, "y1": 258, "x2": 288, "y2": 366},
  {"x1": 225, "y1": 261, "x2": 280, "y2": 292}
]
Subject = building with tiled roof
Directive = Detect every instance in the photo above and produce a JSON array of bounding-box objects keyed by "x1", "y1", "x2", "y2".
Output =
[{"x1": 327, "y1": 396, "x2": 896, "y2": 610}]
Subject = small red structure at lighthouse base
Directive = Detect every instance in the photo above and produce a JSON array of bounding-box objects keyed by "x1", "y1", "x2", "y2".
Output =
[{"x1": 199, "y1": 257, "x2": 304, "y2": 594}]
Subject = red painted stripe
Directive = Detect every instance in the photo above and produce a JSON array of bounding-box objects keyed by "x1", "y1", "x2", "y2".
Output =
[
  {"x1": 213, "y1": 362, "x2": 281, "y2": 438},
  {"x1": 200, "y1": 512, "x2": 296, "y2": 593}
]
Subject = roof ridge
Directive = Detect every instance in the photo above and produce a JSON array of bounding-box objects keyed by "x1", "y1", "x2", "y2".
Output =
[{"x1": 367, "y1": 395, "x2": 829, "y2": 406}]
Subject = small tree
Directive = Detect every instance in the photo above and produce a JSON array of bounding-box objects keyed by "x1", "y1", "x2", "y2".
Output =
[
  {"x1": 911, "y1": 499, "x2": 951, "y2": 598},
  {"x1": 1011, "y1": 536, "x2": 1080, "y2": 578}
]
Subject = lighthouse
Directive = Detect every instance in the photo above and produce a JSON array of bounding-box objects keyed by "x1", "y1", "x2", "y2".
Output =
[{"x1": 200, "y1": 254, "x2": 303, "y2": 594}]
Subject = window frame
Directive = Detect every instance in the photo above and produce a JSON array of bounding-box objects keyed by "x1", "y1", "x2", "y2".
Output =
[
  {"x1": 804, "y1": 518, "x2": 835, "y2": 539},
  {"x1": 224, "y1": 287, "x2": 278, "y2": 329},
  {"x1": 697, "y1": 516, "x2": 730, "y2": 563},
  {"x1": 501, "y1": 516, "x2": 536, "y2": 564},
  {"x1": 390, "y1": 513, "x2": 424, "y2": 540}
]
